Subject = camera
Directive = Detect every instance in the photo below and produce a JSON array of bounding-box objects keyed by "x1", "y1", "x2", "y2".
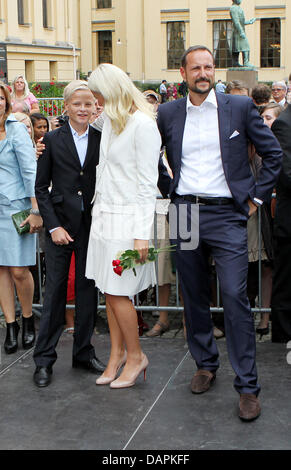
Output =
[{"x1": 57, "y1": 114, "x2": 69, "y2": 126}]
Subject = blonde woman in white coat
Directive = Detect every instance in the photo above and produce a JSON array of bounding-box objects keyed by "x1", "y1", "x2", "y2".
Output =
[{"x1": 86, "y1": 64, "x2": 161, "y2": 389}]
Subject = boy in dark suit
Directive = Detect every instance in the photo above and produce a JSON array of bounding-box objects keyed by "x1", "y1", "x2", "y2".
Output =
[{"x1": 33, "y1": 81, "x2": 106, "y2": 387}]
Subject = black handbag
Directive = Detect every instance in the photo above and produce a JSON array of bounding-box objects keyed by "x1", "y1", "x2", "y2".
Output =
[{"x1": 11, "y1": 209, "x2": 31, "y2": 235}]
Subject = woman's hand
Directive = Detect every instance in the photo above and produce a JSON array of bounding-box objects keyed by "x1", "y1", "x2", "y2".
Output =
[
  {"x1": 271, "y1": 190, "x2": 276, "y2": 219},
  {"x1": 21, "y1": 214, "x2": 43, "y2": 234},
  {"x1": 134, "y1": 239, "x2": 149, "y2": 263},
  {"x1": 248, "y1": 199, "x2": 258, "y2": 217},
  {"x1": 50, "y1": 117, "x2": 60, "y2": 131},
  {"x1": 271, "y1": 197, "x2": 276, "y2": 219}
]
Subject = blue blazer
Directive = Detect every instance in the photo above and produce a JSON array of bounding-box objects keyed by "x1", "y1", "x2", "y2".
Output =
[
  {"x1": 157, "y1": 93, "x2": 283, "y2": 215},
  {"x1": 0, "y1": 115, "x2": 36, "y2": 206}
]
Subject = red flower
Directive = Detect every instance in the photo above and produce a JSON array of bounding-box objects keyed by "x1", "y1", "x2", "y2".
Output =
[
  {"x1": 112, "y1": 259, "x2": 121, "y2": 267},
  {"x1": 112, "y1": 259, "x2": 121, "y2": 266},
  {"x1": 113, "y1": 266, "x2": 123, "y2": 276},
  {"x1": 50, "y1": 82, "x2": 55, "y2": 86}
]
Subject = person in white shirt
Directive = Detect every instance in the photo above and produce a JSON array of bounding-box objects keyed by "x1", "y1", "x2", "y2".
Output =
[
  {"x1": 157, "y1": 45, "x2": 282, "y2": 422},
  {"x1": 159, "y1": 80, "x2": 167, "y2": 103},
  {"x1": 271, "y1": 81, "x2": 287, "y2": 108},
  {"x1": 215, "y1": 80, "x2": 226, "y2": 94}
]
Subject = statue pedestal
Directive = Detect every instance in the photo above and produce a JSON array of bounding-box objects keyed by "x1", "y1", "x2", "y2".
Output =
[{"x1": 227, "y1": 68, "x2": 258, "y2": 91}]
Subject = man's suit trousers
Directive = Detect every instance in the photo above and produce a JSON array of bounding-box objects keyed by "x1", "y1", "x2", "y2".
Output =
[{"x1": 171, "y1": 198, "x2": 260, "y2": 396}]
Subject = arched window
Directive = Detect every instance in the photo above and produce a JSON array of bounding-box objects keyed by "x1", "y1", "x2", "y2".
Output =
[
  {"x1": 167, "y1": 22, "x2": 186, "y2": 70},
  {"x1": 213, "y1": 20, "x2": 233, "y2": 69}
]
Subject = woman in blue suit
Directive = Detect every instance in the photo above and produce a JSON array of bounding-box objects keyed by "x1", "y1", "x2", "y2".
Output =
[{"x1": 0, "y1": 82, "x2": 42, "y2": 354}]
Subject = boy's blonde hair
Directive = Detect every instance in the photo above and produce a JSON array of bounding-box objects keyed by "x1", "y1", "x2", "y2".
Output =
[{"x1": 63, "y1": 80, "x2": 92, "y2": 102}]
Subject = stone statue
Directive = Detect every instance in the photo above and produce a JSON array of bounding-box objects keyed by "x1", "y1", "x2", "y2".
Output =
[{"x1": 230, "y1": 0, "x2": 256, "y2": 68}]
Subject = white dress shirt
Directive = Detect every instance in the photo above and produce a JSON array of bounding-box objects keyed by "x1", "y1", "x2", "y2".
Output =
[
  {"x1": 176, "y1": 89, "x2": 232, "y2": 198},
  {"x1": 69, "y1": 122, "x2": 89, "y2": 167},
  {"x1": 278, "y1": 97, "x2": 287, "y2": 108},
  {"x1": 50, "y1": 123, "x2": 89, "y2": 233}
]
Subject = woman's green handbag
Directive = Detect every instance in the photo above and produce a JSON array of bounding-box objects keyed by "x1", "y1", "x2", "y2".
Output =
[{"x1": 11, "y1": 209, "x2": 31, "y2": 235}]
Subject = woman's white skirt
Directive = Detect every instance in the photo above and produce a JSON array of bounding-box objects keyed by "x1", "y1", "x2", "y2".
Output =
[{"x1": 85, "y1": 203, "x2": 156, "y2": 296}]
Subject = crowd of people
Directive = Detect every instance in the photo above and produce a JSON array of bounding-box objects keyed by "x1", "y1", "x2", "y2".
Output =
[{"x1": 0, "y1": 47, "x2": 290, "y2": 422}]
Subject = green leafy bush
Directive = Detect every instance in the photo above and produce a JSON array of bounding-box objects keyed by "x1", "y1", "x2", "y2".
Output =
[{"x1": 29, "y1": 81, "x2": 68, "y2": 98}]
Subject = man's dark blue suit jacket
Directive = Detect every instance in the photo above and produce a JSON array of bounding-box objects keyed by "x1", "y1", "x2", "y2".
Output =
[{"x1": 157, "y1": 92, "x2": 283, "y2": 216}]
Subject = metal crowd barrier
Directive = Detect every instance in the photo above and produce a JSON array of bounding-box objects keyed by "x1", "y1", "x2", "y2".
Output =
[
  {"x1": 38, "y1": 98, "x2": 65, "y2": 117},
  {"x1": 31, "y1": 204, "x2": 270, "y2": 319}
]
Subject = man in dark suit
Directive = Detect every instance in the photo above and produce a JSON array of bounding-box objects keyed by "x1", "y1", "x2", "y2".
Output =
[
  {"x1": 157, "y1": 46, "x2": 282, "y2": 421},
  {"x1": 271, "y1": 105, "x2": 291, "y2": 342},
  {"x1": 33, "y1": 81, "x2": 106, "y2": 387}
]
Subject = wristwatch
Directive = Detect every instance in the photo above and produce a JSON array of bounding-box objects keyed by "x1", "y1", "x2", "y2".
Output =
[
  {"x1": 30, "y1": 208, "x2": 41, "y2": 216},
  {"x1": 253, "y1": 198, "x2": 263, "y2": 207}
]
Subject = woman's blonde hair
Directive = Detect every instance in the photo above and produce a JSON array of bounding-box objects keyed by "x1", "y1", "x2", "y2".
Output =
[
  {"x1": 88, "y1": 63, "x2": 156, "y2": 135},
  {"x1": 11, "y1": 75, "x2": 30, "y2": 99},
  {"x1": 13, "y1": 112, "x2": 34, "y2": 141},
  {"x1": 0, "y1": 81, "x2": 12, "y2": 124},
  {"x1": 262, "y1": 102, "x2": 283, "y2": 119}
]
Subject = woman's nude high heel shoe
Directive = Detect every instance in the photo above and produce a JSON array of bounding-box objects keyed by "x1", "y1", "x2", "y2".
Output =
[
  {"x1": 96, "y1": 354, "x2": 127, "y2": 386},
  {"x1": 110, "y1": 354, "x2": 149, "y2": 389}
]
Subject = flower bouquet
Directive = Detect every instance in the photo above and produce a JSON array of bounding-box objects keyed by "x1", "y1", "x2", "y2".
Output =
[{"x1": 112, "y1": 245, "x2": 176, "y2": 277}]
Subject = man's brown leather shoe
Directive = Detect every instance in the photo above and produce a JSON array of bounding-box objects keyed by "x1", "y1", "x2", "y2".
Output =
[
  {"x1": 191, "y1": 369, "x2": 216, "y2": 394},
  {"x1": 239, "y1": 394, "x2": 261, "y2": 421}
]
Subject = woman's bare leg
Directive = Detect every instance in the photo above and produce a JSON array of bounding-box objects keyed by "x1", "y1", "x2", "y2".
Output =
[
  {"x1": 99, "y1": 296, "x2": 126, "y2": 379},
  {"x1": 0, "y1": 267, "x2": 16, "y2": 323},
  {"x1": 258, "y1": 264, "x2": 272, "y2": 329},
  {"x1": 65, "y1": 300, "x2": 75, "y2": 332},
  {"x1": 158, "y1": 284, "x2": 171, "y2": 324},
  {"x1": 10, "y1": 267, "x2": 34, "y2": 318},
  {"x1": 146, "y1": 284, "x2": 170, "y2": 335},
  {"x1": 106, "y1": 294, "x2": 146, "y2": 382}
]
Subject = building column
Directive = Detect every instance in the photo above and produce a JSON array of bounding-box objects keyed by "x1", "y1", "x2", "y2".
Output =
[
  {"x1": 143, "y1": 0, "x2": 162, "y2": 82},
  {"x1": 79, "y1": 0, "x2": 92, "y2": 76},
  {"x1": 189, "y1": 0, "x2": 207, "y2": 47},
  {"x1": 114, "y1": 0, "x2": 127, "y2": 72},
  {"x1": 284, "y1": 3, "x2": 291, "y2": 81}
]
